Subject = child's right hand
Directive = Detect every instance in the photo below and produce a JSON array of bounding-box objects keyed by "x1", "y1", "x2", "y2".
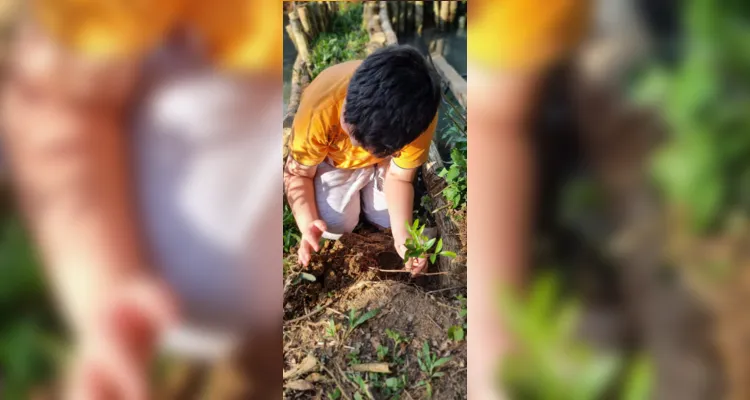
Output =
[
  {"x1": 297, "y1": 219, "x2": 327, "y2": 267},
  {"x1": 65, "y1": 275, "x2": 178, "y2": 400}
]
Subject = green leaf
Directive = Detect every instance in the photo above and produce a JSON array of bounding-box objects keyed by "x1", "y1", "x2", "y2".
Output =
[
  {"x1": 448, "y1": 325, "x2": 465, "y2": 341},
  {"x1": 354, "y1": 308, "x2": 380, "y2": 328},
  {"x1": 300, "y1": 272, "x2": 317, "y2": 282},
  {"x1": 435, "y1": 238, "x2": 443, "y2": 253},
  {"x1": 439, "y1": 251, "x2": 457, "y2": 258},
  {"x1": 433, "y1": 357, "x2": 452, "y2": 369},
  {"x1": 424, "y1": 238, "x2": 436, "y2": 251},
  {"x1": 430, "y1": 254, "x2": 437, "y2": 264}
]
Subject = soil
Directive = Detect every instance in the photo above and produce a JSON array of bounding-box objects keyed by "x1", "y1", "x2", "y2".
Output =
[{"x1": 283, "y1": 229, "x2": 467, "y2": 399}]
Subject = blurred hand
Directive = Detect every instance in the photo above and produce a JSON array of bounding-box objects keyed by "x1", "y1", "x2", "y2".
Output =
[
  {"x1": 297, "y1": 219, "x2": 327, "y2": 267},
  {"x1": 65, "y1": 275, "x2": 178, "y2": 400}
]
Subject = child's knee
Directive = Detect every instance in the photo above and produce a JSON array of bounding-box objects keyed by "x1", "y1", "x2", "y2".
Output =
[{"x1": 321, "y1": 214, "x2": 358, "y2": 238}]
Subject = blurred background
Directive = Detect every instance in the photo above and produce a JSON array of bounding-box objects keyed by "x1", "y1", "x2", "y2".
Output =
[{"x1": 497, "y1": 0, "x2": 750, "y2": 399}]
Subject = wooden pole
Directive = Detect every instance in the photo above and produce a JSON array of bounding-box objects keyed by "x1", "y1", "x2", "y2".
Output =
[
  {"x1": 297, "y1": 4, "x2": 314, "y2": 38},
  {"x1": 398, "y1": 1, "x2": 406, "y2": 34},
  {"x1": 379, "y1": 1, "x2": 399, "y2": 45},
  {"x1": 415, "y1": 1, "x2": 424, "y2": 35},
  {"x1": 406, "y1": 1, "x2": 414, "y2": 34},
  {"x1": 448, "y1": 1, "x2": 458, "y2": 27},
  {"x1": 363, "y1": 1, "x2": 374, "y2": 31},
  {"x1": 288, "y1": 10, "x2": 310, "y2": 64},
  {"x1": 433, "y1": 1, "x2": 440, "y2": 26},
  {"x1": 309, "y1": 3, "x2": 322, "y2": 36},
  {"x1": 439, "y1": 1, "x2": 450, "y2": 31}
]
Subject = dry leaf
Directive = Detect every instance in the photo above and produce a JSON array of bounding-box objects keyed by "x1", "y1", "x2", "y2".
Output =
[
  {"x1": 283, "y1": 354, "x2": 319, "y2": 380},
  {"x1": 350, "y1": 363, "x2": 391, "y2": 373}
]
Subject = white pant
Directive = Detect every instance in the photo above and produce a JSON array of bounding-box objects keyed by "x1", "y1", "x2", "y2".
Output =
[
  {"x1": 132, "y1": 40, "x2": 282, "y2": 359},
  {"x1": 315, "y1": 160, "x2": 391, "y2": 240}
]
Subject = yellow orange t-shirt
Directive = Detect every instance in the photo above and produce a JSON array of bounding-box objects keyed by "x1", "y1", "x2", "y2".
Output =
[
  {"x1": 32, "y1": 0, "x2": 281, "y2": 72},
  {"x1": 468, "y1": 0, "x2": 592, "y2": 71},
  {"x1": 290, "y1": 60, "x2": 437, "y2": 170}
]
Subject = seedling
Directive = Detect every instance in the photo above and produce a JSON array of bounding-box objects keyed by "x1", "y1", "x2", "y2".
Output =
[
  {"x1": 383, "y1": 375, "x2": 408, "y2": 398},
  {"x1": 345, "y1": 308, "x2": 381, "y2": 339},
  {"x1": 327, "y1": 388, "x2": 342, "y2": 400},
  {"x1": 385, "y1": 329, "x2": 408, "y2": 362},
  {"x1": 403, "y1": 219, "x2": 456, "y2": 264},
  {"x1": 325, "y1": 318, "x2": 338, "y2": 339},
  {"x1": 416, "y1": 342, "x2": 452, "y2": 398},
  {"x1": 447, "y1": 325, "x2": 465, "y2": 342},
  {"x1": 376, "y1": 344, "x2": 389, "y2": 361}
]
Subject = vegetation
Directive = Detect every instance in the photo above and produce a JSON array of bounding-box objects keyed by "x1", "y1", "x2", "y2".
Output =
[
  {"x1": 636, "y1": 0, "x2": 750, "y2": 232},
  {"x1": 499, "y1": 273, "x2": 653, "y2": 400},
  {"x1": 0, "y1": 217, "x2": 66, "y2": 399},
  {"x1": 403, "y1": 219, "x2": 456, "y2": 264},
  {"x1": 437, "y1": 96, "x2": 467, "y2": 211},
  {"x1": 310, "y1": 3, "x2": 369, "y2": 78},
  {"x1": 415, "y1": 342, "x2": 452, "y2": 398},
  {"x1": 283, "y1": 203, "x2": 301, "y2": 253}
]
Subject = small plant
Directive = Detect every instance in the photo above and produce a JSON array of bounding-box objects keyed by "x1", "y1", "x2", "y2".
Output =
[
  {"x1": 376, "y1": 344, "x2": 389, "y2": 361},
  {"x1": 385, "y1": 329, "x2": 408, "y2": 363},
  {"x1": 347, "y1": 348, "x2": 361, "y2": 365},
  {"x1": 325, "y1": 318, "x2": 338, "y2": 339},
  {"x1": 383, "y1": 375, "x2": 408, "y2": 398},
  {"x1": 437, "y1": 147, "x2": 467, "y2": 211},
  {"x1": 447, "y1": 325, "x2": 465, "y2": 342},
  {"x1": 345, "y1": 308, "x2": 381, "y2": 339},
  {"x1": 327, "y1": 388, "x2": 342, "y2": 400},
  {"x1": 403, "y1": 219, "x2": 456, "y2": 264},
  {"x1": 416, "y1": 342, "x2": 452, "y2": 398}
]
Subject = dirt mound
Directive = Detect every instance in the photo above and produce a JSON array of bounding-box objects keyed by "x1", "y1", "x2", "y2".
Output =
[
  {"x1": 284, "y1": 231, "x2": 412, "y2": 321},
  {"x1": 283, "y1": 282, "x2": 467, "y2": 399}
]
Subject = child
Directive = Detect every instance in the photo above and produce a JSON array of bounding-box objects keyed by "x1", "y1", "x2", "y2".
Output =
[{"x1": 285, "y1": 45, "x2": 441, "y2": 276}]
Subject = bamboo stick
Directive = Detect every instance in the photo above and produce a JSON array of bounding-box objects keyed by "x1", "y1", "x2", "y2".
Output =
[
  {"x1": 297, "y1": 4, "x2": 314, "y2": 38},
  {"x1": 406, "y1": 1, "x2": 414, "y2": 34},
  {"x1": 397, "y1": 1, "x2": 406, "y2": 34},
  {"x1": 448, "y1": 1, "x2": 458, "y2": 26},
  {"x1": 439, "y1": 1, "x2": 450, "y2": 31},
  {"x1": 433, "y1": 0, "x2": 440, "y2": 26},
  {"x1": 288, "y1": 10, "x2": 310, "y2": 63},
  {"x1": 309, "y1": 3, "x2": 322, "y2": 36},
  {"x1": 379, "y1": 1, "x2": 398, "y2": 45},
  {"x1": 415, "y1": 1, "x2": 424, "y2": 35}
]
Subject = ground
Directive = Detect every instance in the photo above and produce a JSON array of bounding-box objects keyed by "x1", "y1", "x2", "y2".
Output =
[{"x1": 283, "y1": 228, "x2": 467, "y2": 400}]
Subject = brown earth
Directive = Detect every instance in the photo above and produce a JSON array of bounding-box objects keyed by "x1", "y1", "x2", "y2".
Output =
[{"x1": 283, "y1": 230, "x2": 467, "y2": 399}]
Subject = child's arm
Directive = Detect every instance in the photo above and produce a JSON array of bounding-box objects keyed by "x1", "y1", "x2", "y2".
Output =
[
  {"x1": 2, "y1": 20, "x2": 175, "y2": 399},
  {"x1": 284, "y1": 157, "x2": 326, "y2": 266},
  {"x1": 384, "y1": 163, "x2": 426, "y2": 274}
]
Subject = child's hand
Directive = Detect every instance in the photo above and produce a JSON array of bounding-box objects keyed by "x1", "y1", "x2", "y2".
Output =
[
  {"x1": 396, "y1": 243, "x2": 428, "y2": 277},
  {"x1": 298, "y1": 219, "x2": 327, "y2": 267},
  {"x1": 65, "y1": 275, "x2": 177, "y2": 400}
]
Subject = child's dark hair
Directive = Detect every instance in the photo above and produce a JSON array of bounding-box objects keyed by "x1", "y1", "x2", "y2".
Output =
[{"x1": 344, "y1": 45, "x2": 441, "y2": 159}]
